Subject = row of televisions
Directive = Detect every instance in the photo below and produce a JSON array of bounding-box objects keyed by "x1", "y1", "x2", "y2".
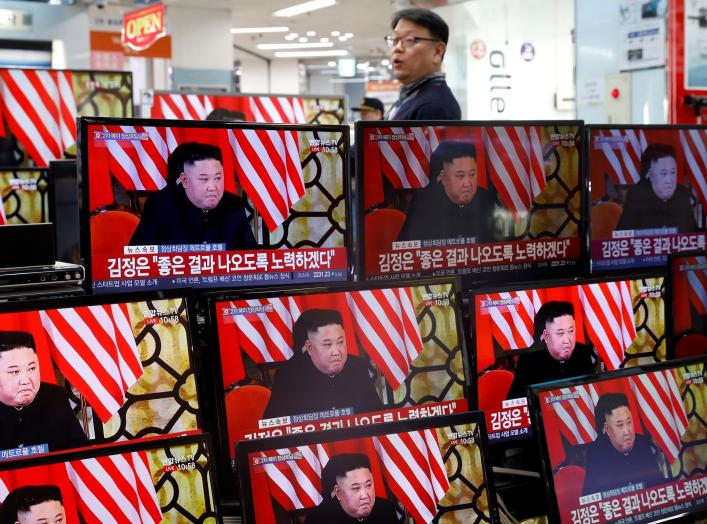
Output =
[
  {"x1": 1, "y1": 118, "x2": 707, "y2": 293},
  {"x1": 0, "y1": 272, "x2": 704, "y2": 523}
]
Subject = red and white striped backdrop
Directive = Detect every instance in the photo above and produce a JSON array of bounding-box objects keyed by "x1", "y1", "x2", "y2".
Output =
[
  {"x1": 594, "y1": 128, "x2": 647, "y2": 186},
  {"x1": 373, "y1": 428, "x2": 449, "y2": 524},
  {"x1": 153, "y1": 93, "x2": 214, "y2": 120},
  {"x1": 550, "y1": 383, "x2": 599, "y2": 446},
  {"x1": 229, "y1": 128, "x2": 305, "y2": 232},
  {"x1": 66, "y1": 450, "x2": 161, "y2": 524},
  {"x1": 482, "y1": 290, "x2": 542, "y2": 350},
  {"x1": 39, "y1": 304, "x2": 142, "y2": 423},
  {"x1": 0, "y1": 69, "x2": 77, "y2": 167},
  {"x1": 686, "y1": 256, "x2": 707, "y2": 314},
  {"x1": 483, "y1": 126, "x2": 546, "y2": 217},
  {"x1": 578, "y1": 281, "x2": 637, "y2": 371},
  {"x1": 679, "y1": 129, "x2": 707, "y2": 210},
  {"x1": 250, "y1": 96, "x2": 306, "y2": 124},
  {"x1": 263, "y1": 444, "x2": 329, "y2": 511},
  {"x1": 0, "y1": 476, "x2": 8, "y2": 502},
  {"x1": 376, "y1": 126, "x2": 440, "y2": 189}
]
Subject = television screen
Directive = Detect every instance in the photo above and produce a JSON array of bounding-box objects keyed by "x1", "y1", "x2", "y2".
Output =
[
  {"x1": 48, "y1": 160, "x2": 80, "y2": 264},
  {"x1": 0, "y1": 169, "x2": 48, "y2": 225},
  {"x1": 237, "y1": 412, "x2": 497, "y2": 524},
  {"x1": 0, "y1": 292, "x2": 202, "y2": 459},
  {"x1": 357, "y1": 120, "x2": 584, "y2": 283},
  {"x1": 207, "y1": 278, "x2": 471, "y2": 495},
  {"x1": 0, "y1": 69, "x2": 132, "y2": 168},
  {"x1": 149, "y1": 91, "x2": 346, "y2": 125},
  {"x1": 473, "y1": 276, "x2": 665, "y2": 443},
  {"x1": 80, "y1": 117, "x2": 349, "y2": 293},
  {"x1": 530, "y1": 357, "x2": 706, "y2": 524},
  {"x1": 588, "y1": 125, "x2": 707, "y2": 272},
  {"x1": 668, "y1": 250, "x2": 707, "y2": 355},
  {"x1": 0, "y1": 434, "x2": 218, "y2": 522}
]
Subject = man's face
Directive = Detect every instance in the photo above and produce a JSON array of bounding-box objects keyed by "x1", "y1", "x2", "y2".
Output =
[
  {"x1": 359, "y1": 109, "x2": 382, "y2": 121},
  {"x1": 305, "y1": 323, "x2": 347, "y2": 376},
  {"x1": 646, "y1": 156, "x2": 677, "y2": 200},
  {"x1": 440, "y1": 156, "x2": 478, "y2": 205},
  {"x1": 180, "y1": 158, "x2": 224, "y2": 210},
  {"x1": 0, "y1": 347, "x2": 40, "y2": 408},
  {"x1": 542, "y1": 314, "x2": 577, "y2": 361},
  {"x1": 390, "y1": 18, "x2": 444, "y2": 85},
  {"x1": 15, "y1": 500, "x2": 65, "y2": 524},
  {"x1": 335, "y1": 467, "x2": 375, "y2": 519},
  {"x1": 604, "y1": 405, "x2": 636, "y2": 454}
]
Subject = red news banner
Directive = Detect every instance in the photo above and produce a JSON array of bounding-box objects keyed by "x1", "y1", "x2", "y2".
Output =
[
  {"x1": 93, "y1": 247, "x2": 348, "y2": 281},
  {"x1": 373, "y1": 238, "x2": 580, "y2": 276},
  {"x1": 485, "y1": 398, "x2": 532, "y2": 442}
]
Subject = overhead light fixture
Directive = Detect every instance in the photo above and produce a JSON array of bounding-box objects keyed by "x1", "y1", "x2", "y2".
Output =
[
  {"x1": 274, "y1": 49, "x2": 348, "y2": 58},
  {"x1": 231, "y1": 26, "x2": 289, "y2": 34},
  {"x1": 327, "y1": 61, "x2": 336, "y2": 66},
  {"x1": 298, "y1": 37, "x2": 308, "y2": 42},
  {"x1": 338, "y1": 35, "x2": 347, "y2": 41},
  {"x1": 331, "y1": 31, "x2": 340, "y2": 37},
  {"x1": 344, "y1": 32, "x2": 353, "y2": 38},
  {"x1": 306, "y1": 31, "x2": 316, "y2": 36},
  {"x1": 285, "y1": 33, "x2": 299, "y2": 40},
  {"x1": 320, "y1": 37, "x2": 329, "y2": 43},
  {"x1": 257, "y1": 42, "x2": 334, "y2": 50},
  {"x1": 381, "y1": 59, "x2": 390, "y2": 66},
  {"x1": 273, "y1": 0, "x2": 336, "y2": 18}
]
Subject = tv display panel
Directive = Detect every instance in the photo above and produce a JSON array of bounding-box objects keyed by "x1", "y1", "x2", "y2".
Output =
[
  {"x1": 357, "y1": 120, "x2": 584, "y2": 283},
  {"x1": 669, "y1": 250, "x2": 707, "y2": 351},
  {"x1": 80, "y1": 117, "x2": 349, "y2": 293},
  {"x1": 473, "y1": 276, "x2": 666, "y2": 443},
  {"x1": 149, "y1": 91, "x2": 346, "y2": 125},
  {"x1": 0, "y1": 434, "x2": 218, "y2": 523},
  {"x1": 237, "y1": 412, "x2": 497, "y2": 524},
  {"x1": 0, "y1": 69, "x2": 132, "y2": 168},
  {"x1": 588, "y1": 125, "x2": 707, "y2": 272},
  {"x1": 530, "y1": 357, "x2": 706, "y2": 524},
  {"x1": 0, "y1": 169, "x2": 48, "y2": 225},
  {"x1": 0, "y1": 292, "x2": 202, "y2": 459},
  {"x1": 208, "y1": 279, "x2": 471, "y2": 491},
  {"x1": 48, "y1": 160, "x2": 80, "y2": 264}
]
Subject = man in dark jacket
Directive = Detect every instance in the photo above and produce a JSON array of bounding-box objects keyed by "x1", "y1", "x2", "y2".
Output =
[
  {"x1": 129, "y1": 142, "x2": 257, "y2": 251},
  {"x1": 615, "y1": 143, "x2": 698, "y2": 234},
  {"x1": 397, "y1": 141, "x2": 497, "y2": 243},
  {"x1": 306, "y1": 454, "x2": 403, "y2": 524},
  {"x1": 262, "y1": 310, "x2": 383, "y2": 420},
  {"x1": 582, "y1": 393, "x2": 665, "y2": 496},
  {"x1": 507, "y1": 301, "x2": 597, "y2": 400},
  {"x1": 0, "y1": 331, "x2": 89, "y2": 453},
  {"x1": 386, "y1": 8, "x2": 461, "y2": 120}
]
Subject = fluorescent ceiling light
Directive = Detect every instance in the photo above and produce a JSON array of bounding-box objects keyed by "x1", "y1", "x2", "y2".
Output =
[
  {"x1": 298, "y1": 37, "x2": 308, "y2": 42},
  {"x1": 273, "y1": 0, "x2": 336, "y2": 17},
  {"x1": 381, "y1": 59, "x2": 390, "y2": 66},
  {"x1": 320, "y1": 37, "x2": 329, "y2": 43},
  {"x1": 231, "y1": 26, "x2": 289, "y2": 34},
  {"x1": 257, "y1": 42, "x2": 334, "y2": 50},
  {"x1": 331, "y1": 31, "x2": 340, "y2": 37},
  {"x1": 306, "y1": 31, "x2": 316, "y2": 36},
  {"x1": 327, "y1": 61, "x2": 336, "y2": 66},
  {"x1": 274, "y1": 49, "x2": 348, "y2": 58}
]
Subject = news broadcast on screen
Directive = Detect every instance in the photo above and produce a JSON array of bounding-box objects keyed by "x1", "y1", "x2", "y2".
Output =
[
  {"x1": 208, "y1": 279, "x2": 470, "y2": 471},
  {"x1": 473, "y1": 276, "x2": 665, "y2": 442},
  {"x1": 588, "y1": 125, "x2": 707, "y2": 272},
  {"x1": 80, "y1": 117, "x2": 349, "y2": 293},
  {"x1": 0, "y1": 434, "x2": 217, "y2": 523},
  {"x1": 0, "y1": 293, "x2": 202, "y2": 460},
  {"x1": 0, "y1": 169, "x2": 47, "y2": 226},
  {"x1": 237, "y1": 412, "x2": 496, "y2": 524},
  {"x1": 357, "y1": 121, "x2": 583, "y2": 282},
  {"x1": 669, "y1": 251, "x2": 707, "y2": 353},
  {"x1": 531, "y1": 358, "x2": 706, "y2": 524}
]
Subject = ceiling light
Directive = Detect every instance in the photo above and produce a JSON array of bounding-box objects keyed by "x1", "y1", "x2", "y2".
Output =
[
  {"x1": 331, "y1": 31, "x2": 340, "y2": 37},
  {"x1": 285, "y1": 33, "x2": 299, "y2": 40},
  {"x1": 306, "y1": 31, "x2": 316, "y2": 37},
  {"x1": 328, "y1": 61, "x2": 336, "y2": 66},
  {"x1": 381, "y1": 59, "x2": 390, "y2": 66},
  {"x1": 344, "y1": 32, "x2": 353, "y2": 38},
  {"x1": 257, "y1": 42, "x2": 334, "y2": 50},
  {"x1": 273, "y1": 0, "x2": 336, "y2": 17},
  {"x1": 231, "y1": 26, "x2": 289, "y2": 34},
  {"x1": 299, "y1": 37, "x2": 308, "y2": 42},
  {"x1": 274, "y1": 49, "x2": 348, "y2": 58},
  {"x1": 320, "y1": 37, "x2": 329, "y2": 43},
  {"x1": 338, "y1": 35, "x2": 347, "y2": 41}
]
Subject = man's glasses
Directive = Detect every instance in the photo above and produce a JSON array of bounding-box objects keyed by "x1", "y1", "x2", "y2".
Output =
[{"x1": 384, "y1": 35, "x2": 440, "y2": 49}]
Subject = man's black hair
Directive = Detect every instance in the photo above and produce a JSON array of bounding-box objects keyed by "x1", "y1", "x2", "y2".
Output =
[
  {"x1": 322, "y1": 453, "x2": 372, "y2": 494},
  {"x1": 1, "y1": 485, "x2": 63, "y2": 522},
  {"x1": 593, "y1": 392, "x2": 630, "y2": 432},
  {"x1": 533, "y1": 301, "x2": 574, "y2": 344},
  {"x1": 292, "y1": 309, "x2": 344, "y2": 356},
  {"x1": 639, "y1": 143, "x2": 676, "y2": 180},
  {"x1": 166, "y1": 142, "x2": 223, "y2": 186},
  {"x1": 391, "y1": 8, "x2": 449, "y2": 44},
  {"x1": 205, "y1": 108, "x2": 246, "y2": 122},
  {"x1": 0, "y1": 331, "x2": 36, "y2": 355},
  {"x1": 430, "y1": 141, "x2": 476, "y2": 181}
]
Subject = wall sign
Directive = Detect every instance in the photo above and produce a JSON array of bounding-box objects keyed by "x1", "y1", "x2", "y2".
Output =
[{"x1": 122, "y1": 2, "x2": 165, "y2": 51}]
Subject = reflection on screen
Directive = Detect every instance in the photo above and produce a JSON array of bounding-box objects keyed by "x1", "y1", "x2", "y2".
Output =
[{"x1": 671, "y1": 252, "x2": 707, "y2": 349}]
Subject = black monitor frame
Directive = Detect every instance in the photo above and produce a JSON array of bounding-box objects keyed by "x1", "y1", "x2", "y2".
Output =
[
  {"x1": 528, "y1": 355, "x2": 706, "y2": 524},
  {"x1": 204, "y1": 276, "x2": 473, "y2": 503},
  {"x1": 236, "y1": 411, "x2": 498, "y2": 524},
  {"x1": 78, "y1": 116, "x2": 352, "y2": 295},
  {"x1": 0, "y1": 288, "x2": 206, "y2": 448},
  {"x1": 47, "y1": 159, "x2": 80, "y2": 264},
  {"x1": 666, "y1": 249, "x2": 707, "y2": 358},
  {"x1": 355, "y1": 119, "x2": 587, "y2": 287},
  {"x1": 585, "y1": 123, "x2": 707, "y2": 276}
]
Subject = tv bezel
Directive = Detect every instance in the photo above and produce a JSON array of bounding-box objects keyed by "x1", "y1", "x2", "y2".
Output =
[{"x1": 78, "y1": 116, "x2": 352, "y2": 294}]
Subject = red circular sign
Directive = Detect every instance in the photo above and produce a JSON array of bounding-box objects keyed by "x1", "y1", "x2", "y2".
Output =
[{"x1": 470, "y1": 39, "x2": 486, "y2": 60}]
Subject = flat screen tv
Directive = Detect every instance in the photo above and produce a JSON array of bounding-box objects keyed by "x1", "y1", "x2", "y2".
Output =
[
  {"x1": 668, "y1": 250, "x2": 707, "y2": 357},
  {"x1": 0, "y1": 168, "x2": 48, "y2": 226}
]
